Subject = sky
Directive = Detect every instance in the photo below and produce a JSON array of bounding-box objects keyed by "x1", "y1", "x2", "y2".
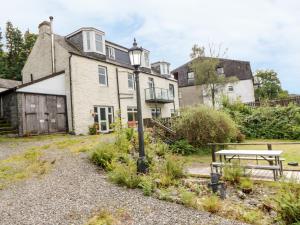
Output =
[{"x1": 1, "y1": 0, "x2": 300, "y2": 94}]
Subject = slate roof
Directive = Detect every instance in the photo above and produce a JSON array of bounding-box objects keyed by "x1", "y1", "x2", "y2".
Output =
[
  {"x1": 0, "y1": 78, "x2": 22, "y2": 89},
  {"x1": 172, "y1": 57, "x2": 253, "y2": 87},
  {"x1": 54, "y1": 31, "x2": 176, "y2": 81}
]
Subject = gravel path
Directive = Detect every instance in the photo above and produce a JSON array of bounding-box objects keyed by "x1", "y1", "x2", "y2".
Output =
[{"x1": 0, "y1": 140, "x2": 246, "y2": 225}]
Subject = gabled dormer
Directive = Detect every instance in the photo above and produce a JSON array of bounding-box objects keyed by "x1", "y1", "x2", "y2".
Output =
[
  {"x1": 66, "y1": 28, "x2": 106, "y2": 56},
  {"x1": 141, "y1": 49, "x2": 150, "y2": 69}
]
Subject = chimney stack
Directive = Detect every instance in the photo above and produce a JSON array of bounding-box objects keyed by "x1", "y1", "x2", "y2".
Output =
[{"x1": 38, "y1": 21, "x2": 51, "y2": 35}]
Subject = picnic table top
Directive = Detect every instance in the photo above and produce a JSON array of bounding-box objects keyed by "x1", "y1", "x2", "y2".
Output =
[{"x1": 215, "y1": 150, "x2": 283, "y2": 156}]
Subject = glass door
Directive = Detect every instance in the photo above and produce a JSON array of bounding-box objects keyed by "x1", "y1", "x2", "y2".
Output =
[
  {"x1": 97, "y1": 106, "x2": 113, "y2": 133},
  {"x1": 148, "y1": 78, "x2": 155, "y2": 99}
]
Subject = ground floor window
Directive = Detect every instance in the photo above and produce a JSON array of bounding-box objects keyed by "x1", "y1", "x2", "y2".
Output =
[
  {"x1": 93, "y1": 106, "x2": 114, "y2": 133},
  {"x1": 127, "y1": 107, "x2": 137, "y2": 128},
  {"x1": 151, "y1": 108, "x2": 161, "y2": 119}
]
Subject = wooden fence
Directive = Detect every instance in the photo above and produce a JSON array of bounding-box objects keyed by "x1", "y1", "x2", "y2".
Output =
[{"x1": 245, "y1": 96, "x2": 300, "y2": 107}]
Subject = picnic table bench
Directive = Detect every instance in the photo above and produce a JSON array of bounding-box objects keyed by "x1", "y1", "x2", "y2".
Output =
[{"x1": 211, "y1": 150, "x2": 283, "y2": 180}]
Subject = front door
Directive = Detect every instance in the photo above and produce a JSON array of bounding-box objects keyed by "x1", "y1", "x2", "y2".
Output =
[
  {"x1": 148, "y1": 78, "x2": 155, "y2": 99},
  {"x1": 97, "y1": 106, "x2": 113, "y2": 133}
]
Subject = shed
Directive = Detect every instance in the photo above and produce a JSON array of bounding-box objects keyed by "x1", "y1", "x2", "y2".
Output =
[{"x1": 0, "y1": 71, "x2": 68, "y2": 136}]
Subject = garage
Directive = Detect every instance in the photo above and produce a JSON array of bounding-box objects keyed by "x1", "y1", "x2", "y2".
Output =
[
  {"x1": 0, "y1": 71, "x2": 68, "y2": 136},
  {"x1": 23, "y1": 93, "x2": 67, "y2": 135}
]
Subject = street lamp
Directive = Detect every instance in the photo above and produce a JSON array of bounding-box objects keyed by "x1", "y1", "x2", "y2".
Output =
[{"x1": 128, "y1": 38, "x2": 148, "y2": 174}]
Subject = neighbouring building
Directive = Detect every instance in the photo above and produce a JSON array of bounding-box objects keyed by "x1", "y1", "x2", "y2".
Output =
[
  {"x1": 0, "y1": 19, "x2": 179, "y2": 136},
  {"x1": 172, "y1": 58, "x2": 255, "y2": 107},
  {"x1": 0, "y1": 78, "x2": 21, "y2": 93}
]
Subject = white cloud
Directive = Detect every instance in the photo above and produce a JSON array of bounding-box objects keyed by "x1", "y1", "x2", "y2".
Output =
[{"x1": 1, "y1": 0, "x2": 299, "y2": 93}]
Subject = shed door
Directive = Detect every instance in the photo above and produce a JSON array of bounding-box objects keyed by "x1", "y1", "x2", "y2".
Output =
[{"x1": 24, "y1": 94, "x2": 67, "y2": 135}]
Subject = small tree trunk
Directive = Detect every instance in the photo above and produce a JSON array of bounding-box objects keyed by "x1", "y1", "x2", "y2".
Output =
[{"x1": 211, "y1": 87, "x2": 215, "y2": 108}]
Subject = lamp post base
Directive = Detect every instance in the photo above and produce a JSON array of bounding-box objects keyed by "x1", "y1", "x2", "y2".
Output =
[{"x1": 137, "y1": 157, "x2": 149, "y2": 174}]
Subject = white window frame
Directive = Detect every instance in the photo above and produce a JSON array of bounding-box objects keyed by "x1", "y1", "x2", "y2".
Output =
[
  {"x1": 107, "y1": 46, "x2": 115, "y2": 60},
  {"x1": 187, "y1": 72, "x2": 195, "y2": 84},
  {"x1": 217, "y1": 67, "x2": 224, "y2": 75},
  {"x1": 228, "y1": 85, "x2": 234, "y2": 92},
  {"x1": 98, "y1": 66, "x2": 108, "y2": 86},
  {"x1": 169, "y1": 83, "x2": 175, "y2": 98},
  {"x1": 128, "y1": 73, "x2": 135, "y2": 90},
  {"x1": 151, "y1": 108, "x2": 161, "y2": 118},
  {"x1": 83, "y1": 30, "x2": 106, "y2": 55},
  {"x1": 142, "y1": 50, "x2": 150, "y2": 68}
]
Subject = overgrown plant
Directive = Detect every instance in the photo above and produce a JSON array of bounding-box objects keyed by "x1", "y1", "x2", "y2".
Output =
[
  {"x1": 223, "y1": 163, "x2": 244, "y2": 184},
  {"x1": 201, "y1": 195, "x2": 222, "y2": 213},
  {"x1": 174, "y1": 106, "x2": 239, "y2": 147},
  {"x1": 170, "y1": 139, "x2": 197, "y2": 155}
]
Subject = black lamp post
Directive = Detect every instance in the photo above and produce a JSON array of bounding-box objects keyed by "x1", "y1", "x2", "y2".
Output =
[{"x1": 128, "y1": 38, "x2": 148, "y2": 174}]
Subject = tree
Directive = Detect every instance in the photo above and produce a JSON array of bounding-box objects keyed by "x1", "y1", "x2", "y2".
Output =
[
  {"x1": 189, "y1": 44, "x2": 237, "y2": 108},
  {"x1": 0, "y1": 22, "x2": 37, "y2": 80},
  {"x1": 254, "y1": 70, "x2": 288, "y2": 100}
]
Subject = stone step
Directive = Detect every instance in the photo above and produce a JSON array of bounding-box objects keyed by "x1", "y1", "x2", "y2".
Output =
[
  {"x1": 0, "y1": 130, "x2": 18, "y2": 135},
  {"x1": 0, "y1": 126, "x2": 15, "y2": 131}
]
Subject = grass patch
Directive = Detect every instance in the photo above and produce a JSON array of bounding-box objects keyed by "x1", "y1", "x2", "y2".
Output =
[
  {"x1": 0, "y1": 148, "x2": 51, "y2": 189},
  {"x1": 85, "y1": 208, "x2": 131, "y2": 225}
]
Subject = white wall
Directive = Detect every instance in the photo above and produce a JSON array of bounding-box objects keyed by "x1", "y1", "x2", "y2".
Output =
[
  {"x1": 70, "y1": 55, "x2": 179, "y2": 134},
  {"x1": 17, "y1": 73, "x2": 66, "y2": 95},
  {"x1": 0, "y1": 88, "x2": 8, "y2": 93}
]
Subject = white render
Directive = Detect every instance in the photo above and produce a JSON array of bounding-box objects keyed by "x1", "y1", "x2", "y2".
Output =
[
  {"x1": 17, "y1": 73, "x2": 66, "y2": 95},
  {"x1": 71, "y1": 55, "x2": 179, "y2": 134},
  {"x1": 179, "y1": 79, "x2": 255, "y2": 108},
  {"x1": 0, "y1": 88, "x2": 8, "y2": 93}
]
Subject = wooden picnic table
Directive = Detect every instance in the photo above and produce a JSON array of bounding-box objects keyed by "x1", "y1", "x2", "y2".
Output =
[{"x1": 214, "y1": 149, "x2": 283, "y2": 180}]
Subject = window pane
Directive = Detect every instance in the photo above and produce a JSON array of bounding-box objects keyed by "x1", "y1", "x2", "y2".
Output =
[
  {"x1": 98, "y1": 66, "x2": 107, "y2": 85},
  {"x1": 100, "y1": 122, "x2": 107, "y2": 131},
  {"x1": 128, "y1": 74, "x2": 133, "y2": 89},
  {"x1": 100, "y1": 108, "x2": 106, "y2": 120},
  {"x1": 95, "y1": 34, "x2": 103, "y2": 52},
  {"x1": 128, "y1": 112, "x2": 134, "y2": 121},
  {"x1": 86, "y1": 32, "x2": 91, "y2": 50}
]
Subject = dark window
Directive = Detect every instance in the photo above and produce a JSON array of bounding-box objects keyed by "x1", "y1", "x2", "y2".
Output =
[{"x1": 127, "y1": 107, "x2": 137, "y2": 122}]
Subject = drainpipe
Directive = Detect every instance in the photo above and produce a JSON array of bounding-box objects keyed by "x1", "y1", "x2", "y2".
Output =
[
  {"x1": 49, "y1": 16, "x2": 56, "y2": 73},
  {"x1": 116, "y1": 68, "x2": 121, "y2": 118},
  {"x1": 68, "y1": 54, "x2": 75, "y2": 133}
]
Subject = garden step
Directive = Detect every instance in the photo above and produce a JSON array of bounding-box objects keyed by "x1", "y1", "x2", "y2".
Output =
[
  {"x1": 0, "y1": 130, "x2": 18, "y2": 135},
  {"x1": 0, "y1": 126, "x2": 15, "y2": 131}
]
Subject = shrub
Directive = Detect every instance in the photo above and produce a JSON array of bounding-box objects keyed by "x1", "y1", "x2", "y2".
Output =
[
  {"x1": 241, "y1": 210, "x2": 263, "y2": 224},
  {"x1": 164, "y1": 155, "x2": 185, "y2": 180},
  {"x1": 86, "y1": 209, "x2": 116, "y2": 225},
  {"x1": 170, "y1": 139, "x2": 197, "y2": 155},
  {"x1": 174, "y1": 106, "x2": 239, "y2": 147},
  {"x1": 223, "y1": 163, "x2": 243, "y2": 184},
  {"x1": 88, "y1": 124, "x2": 98, "y2": 135},
  {"x1": 139, "y1": 176, "x2": 154, "y2": 196},
  {"x1": 108, "y1": 160, "x2": 141, "y2": 188},
  {"x1": 239, "y1": 177, "x2": 253, "y2": 193},
  {"x1": 275, "y1": 181, "x2": 300, "y2": 224},
  {"x1": 180, "y1": 189, "x2": 198, "y2": 208},
  {"x1": 223, "y1": 101, "x2": 300, "y2": 140},
  {"x1": 201, "y1": 195, "x2": 222, "y2": 213},
  {"x1": 90, "y1": 144, "x2": 115, "y2": 170}
]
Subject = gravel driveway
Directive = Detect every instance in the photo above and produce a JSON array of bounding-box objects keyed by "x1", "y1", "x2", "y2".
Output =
[{"x1": 0, "y1": 137, "x2": 246, "y2": 225}]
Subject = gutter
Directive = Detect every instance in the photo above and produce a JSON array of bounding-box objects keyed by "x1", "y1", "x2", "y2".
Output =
[{"x1": 68, "y1": 53, "x2": 75, "y2": 133}]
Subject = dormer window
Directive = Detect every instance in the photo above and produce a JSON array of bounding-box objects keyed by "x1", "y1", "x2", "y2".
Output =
[
  {"x1": 217, "y1": 67, "x2": 224, "y2": 75},
  {"x1": 83, "y1": 30, "x2": 105, "y2": 55},
  {"x1": 107, "y1": 46, "x2": 115, "y2": 60}
]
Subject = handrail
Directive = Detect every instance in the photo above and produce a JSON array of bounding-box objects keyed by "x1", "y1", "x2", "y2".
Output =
[{"x1": 150, "y1": 118, "x2": 176, "y2": 136}]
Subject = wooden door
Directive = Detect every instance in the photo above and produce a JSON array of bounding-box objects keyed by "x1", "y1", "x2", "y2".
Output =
[
  {"x1": 46, "y1": 95, "x2": 58, "y2": 133},
  {"x1": 25, "y1": 94, "x2": 39, "y2": 134},
  {"x1": 56, "y1": 96, "x2": 67, "y2": 132},
  {"x1": 37, "y1": 95, "x2": 49, "y2": 134}
]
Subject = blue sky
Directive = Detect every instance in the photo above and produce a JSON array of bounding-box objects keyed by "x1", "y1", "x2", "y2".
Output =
[{"x1": 1, "y1": 0, "x2": 300, "y2": 94}]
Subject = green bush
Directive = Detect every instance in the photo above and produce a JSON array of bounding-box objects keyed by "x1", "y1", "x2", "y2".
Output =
[
  {"x1": 174, "y1": 106, "x2": 239, "y2": 147},
  {"x1": 164, "y1": 155, "x2": 185, "y2": 180},
  {"x1": 223, "y1": 101, "x2": 300, "y2": 140},
  {"x1": 275, "y1": 181, "x2": 300, "y2": 224},
  {"x1": 179, "y1": 189, "x2": 198, "y2": 208},
  {"x1": 170, "y1": 139, "x2": 197, "y2": 155},
  {"x1": 90, "y1": 144, "x2": 115, "y2": 170},
  {"x1": 201, "y1": 195, "x2": 222, "y2": 213},
  {"x1": 108, "y1": 160, "x2": 141, "y2": 188}
]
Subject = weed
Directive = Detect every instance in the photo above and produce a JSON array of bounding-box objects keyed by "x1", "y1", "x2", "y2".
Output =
[
  {"x1": 90, "y1": 144, "x2": 115, "y2": 170},
  {"x1": 108, "y1": 160, "x2": 141, "y2": 188},
  {"x1": 139, "y1": 176, "x2": 154, "y2": 196},
  {"x1": 86, "y1": 209, "x2": 116, "y2": 225},
  {"x1": 223, "y1": 163, "x2": 243, "y2": 184},
  {"x1": 179, "y1": 189, "x2": 198, "y2": 208},
  {"x1": 241, "y1": 210, "x2": 263, "y2": 224},
  {"x1": 201, "y1": 195, "x2": 222, "y2": 213},
  {"x1": 240, "y1": 177, "x2": 253, "y2": 193}
]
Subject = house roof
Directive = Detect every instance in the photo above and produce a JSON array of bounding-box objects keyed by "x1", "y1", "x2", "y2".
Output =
[
  {"x1": 0, "y1": 71, "x2": 65, "y2": 96},
  {"x1": 0, "y1": 78, "x2": 22, "y2": 89},
  {"x1": 56, "y1": 29, "x2": 176, "y2": 81},
  {"x1": 172, "y1": 57, "x2": 253, "y2": 81}
]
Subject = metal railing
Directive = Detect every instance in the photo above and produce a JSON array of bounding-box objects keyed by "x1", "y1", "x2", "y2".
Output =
[{"x1": 144, "y1": 87, "x2": 174, "y2": 102}]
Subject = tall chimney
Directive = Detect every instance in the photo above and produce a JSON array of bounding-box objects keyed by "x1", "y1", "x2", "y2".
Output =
[{"x1": 49, "y1": 16, "x2": 56, "y2": 73}]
